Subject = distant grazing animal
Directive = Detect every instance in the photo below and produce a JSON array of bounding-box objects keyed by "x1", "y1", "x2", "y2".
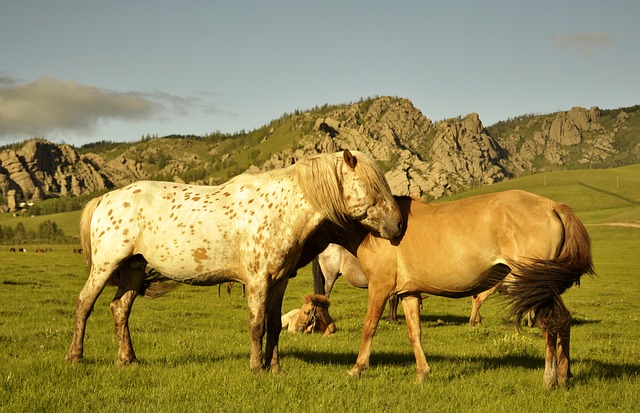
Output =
[
  {"x1": 65, "y1": 150, "x2": 402, "y2": 373},
  {"x1": 72, "y1": 248, "x2": 83, "y2": 254},
  {"x1": 9, "y1": 248, "x2": 16, "y2": 252},
  {"x1": 18, "y1": 248, "x2": 27, "y2": 252},
  {"x1": 306, "y1": 191, "x2": 593, "y2": 389},
  {"x1": 35, "y1": 249, "x2": 45, "y2": 253},
  {"x1": 312, "y1": 243, "x2": 401, "y2": 323},
  {"x1": 281, "y1": 294, "x2": 335, "y2": 335}
]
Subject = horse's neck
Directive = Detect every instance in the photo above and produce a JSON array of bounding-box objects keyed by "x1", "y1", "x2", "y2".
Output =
[
  {"x1": 266, "y1": 168, "x2": 326, "y2": 242},
  {"x1": 300, "y1": 220, "x2": 369, "y2": 264}
]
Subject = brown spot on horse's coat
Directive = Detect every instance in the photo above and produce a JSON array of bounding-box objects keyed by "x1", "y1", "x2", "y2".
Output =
[
  {"x1": 133, "y1": 189, "x2": 141, "y2": 194},
  {"x1": 123, "y1": 202, "x2": 130, "y2": 208},
  {"x1": 193, "y1": 248, "x2": 208, "y2": 264}
]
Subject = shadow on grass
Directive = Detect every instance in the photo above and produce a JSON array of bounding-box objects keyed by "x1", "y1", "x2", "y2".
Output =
[
  {"x1": 285, "y1": 349, "x2": 640, "y2": 384},
  {"x1": 390, "y1": 313, "x2": 472, "y2": 325}
]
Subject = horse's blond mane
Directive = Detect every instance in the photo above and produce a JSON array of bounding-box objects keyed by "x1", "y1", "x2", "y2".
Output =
[{"x1": 295, "y1": 151, "x2": 393, "y2": 226}]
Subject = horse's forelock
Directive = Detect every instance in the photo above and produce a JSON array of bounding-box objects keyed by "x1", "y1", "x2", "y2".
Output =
[{"x1": 305, "y1": 293, "x2": 331, "y2": 308}]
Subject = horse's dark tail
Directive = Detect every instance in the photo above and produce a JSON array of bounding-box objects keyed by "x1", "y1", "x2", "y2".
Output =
[
  {"x1": 80, "y1": 195, "x2": 103, "y2": 269},
  {"x1": 506, "y1": 203, "x2": 595, "y2": 333},
  {"x1": 312, "y1": 258, "x2": 327, "y2": 296},
  {"x1": 139, "y1": 267, "x2": 179, "y2": 299}
]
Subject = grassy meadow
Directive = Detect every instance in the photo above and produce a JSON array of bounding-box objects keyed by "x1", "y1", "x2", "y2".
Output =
[{"x1": 1, "y1": 165, "x2": 639, "y2": 412}]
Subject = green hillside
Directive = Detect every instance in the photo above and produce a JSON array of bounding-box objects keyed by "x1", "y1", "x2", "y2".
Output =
[
  {"x1": 440, "y1": 164, "x2": 640, "y2": 224},
  {"x1": 4, "y1": 164, "x2": 638, "y2": 241}
]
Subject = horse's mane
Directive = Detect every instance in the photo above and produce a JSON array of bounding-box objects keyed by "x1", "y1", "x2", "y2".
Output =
[{"x1": 295, "y1": 151, "x2": 394, "y2": 227}]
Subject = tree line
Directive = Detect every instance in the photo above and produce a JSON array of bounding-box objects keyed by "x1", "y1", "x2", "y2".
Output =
[{"x1": 0, "y1": 220, "x2": 76, "y2": 245}]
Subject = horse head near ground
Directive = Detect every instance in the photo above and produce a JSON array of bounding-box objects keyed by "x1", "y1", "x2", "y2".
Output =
[
  {"x1": 64, "y1": 149, "x2": 402, "y2": 373},
  {"x1": 309, "y1": 191, "x2": 593, "y2": 390},
  {"x1": 281, "y1": 294, "x2": 336, "y2": 335}
]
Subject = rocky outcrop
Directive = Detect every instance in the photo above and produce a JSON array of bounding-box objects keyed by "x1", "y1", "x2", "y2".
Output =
[
  {"x1": 0, "y1": 140, "x2": 114, "y2": 211},
  {"x1": 309, "y1": 100, "x2": 507, "y2": 198},
  {"x1": 1, "y1": 98, "x2": 637, "y2": 211},
  {"x1": 496, "y1": 106, "x2": 619, "y2": 172}
]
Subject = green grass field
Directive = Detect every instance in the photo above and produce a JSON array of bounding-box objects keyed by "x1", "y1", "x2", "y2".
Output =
[{"x1": 1, "y1": 165, "x2": 639, "y2": 412}]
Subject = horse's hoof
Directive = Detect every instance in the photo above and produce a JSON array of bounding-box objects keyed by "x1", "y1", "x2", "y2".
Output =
[
  {"x1": 270, "y1": 364, "x2": 282, "y2": 374},
  {"x1": 64, "y1": 354, "x2": 83, "y2": 364},
  {"x1": 347, "y1": 367, "x2": 362, "y2": 378},
  {"x1": 543, "y1": 377, "x2": 557, "y2": 391},
  {"x1": 117, "y1": 358, "x2": 141, "y2": 367},
  {"x1": 416, "y1": 368, "x2": 430, "y2": 383}
]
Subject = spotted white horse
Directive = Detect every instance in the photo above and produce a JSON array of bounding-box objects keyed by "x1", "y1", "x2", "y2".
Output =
[{"x1": 65, "y1": 150, "x2": 402, "y2": 372}]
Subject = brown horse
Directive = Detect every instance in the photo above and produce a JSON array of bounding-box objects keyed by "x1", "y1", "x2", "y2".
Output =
[
  {"x1": 281, "y1": 294, "x2": 336, "y2": 335},
  {"x1": 312, "y1": 191, "x2": 593, "y2": 389},
  {"x1": 312, "y1": 243, "x2": 401, "y2": 323}
]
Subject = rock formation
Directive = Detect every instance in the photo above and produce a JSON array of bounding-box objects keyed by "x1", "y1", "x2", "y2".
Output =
[
  {"x1": 1, "y1": 98, "x2": 638, "y2": 211},
  {"x1": 0, "y1": 140, "x2": 114, "y2": 211}
]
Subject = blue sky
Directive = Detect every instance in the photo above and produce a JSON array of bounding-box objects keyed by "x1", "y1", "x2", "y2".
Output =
[{"x1": 1, "y1": 0, "x2": 638, "y2": 146}]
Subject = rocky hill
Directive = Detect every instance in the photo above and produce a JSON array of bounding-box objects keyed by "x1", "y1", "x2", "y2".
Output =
[{"x1": 1, "y1": 97, "x2": 639, "y2": 212}]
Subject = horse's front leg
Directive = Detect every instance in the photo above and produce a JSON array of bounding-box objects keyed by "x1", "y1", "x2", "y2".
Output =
[
  {"x1": 110, "y1": 257, "x2": 146, "y2": 365},
  {"x1": 401, "y1": 295, "x2": 429, "y2": 382},
  {"x1": 348, "y1": 289, "x2": 388, "y2": 378},
  {"x1": 263, "y1": 276, "x2": 289, "y2": 373},
  {"x1": 246, "y1": 282, "x2": 268, "y2": 371}
]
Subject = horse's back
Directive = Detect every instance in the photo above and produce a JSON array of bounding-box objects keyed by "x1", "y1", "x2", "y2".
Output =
[
  {"x1": 359, "y1": 191, "x2": 565, "y2": 297},
  {"x1": 87, "y1": 180, "x2": 251, "y2": 282}
]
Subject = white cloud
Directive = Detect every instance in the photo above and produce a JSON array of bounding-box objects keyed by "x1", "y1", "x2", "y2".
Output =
[
  {"x1": 550, "y1": 32, "x2": 611, "y2": 55},
  {"x1": 0, "y1": 77, "x2": 159, "y2": 140}
]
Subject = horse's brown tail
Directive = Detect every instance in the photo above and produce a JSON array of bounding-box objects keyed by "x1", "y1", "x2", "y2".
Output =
[
  {"x1": 80, "y1": 195, "x2": 103, "y2": 270},
  {"x1": 312, "y1": 258, "x2": 327, "y2": 295},
  {"x1": 506, "y1": 203, "x2": 595, "y2": 333}
]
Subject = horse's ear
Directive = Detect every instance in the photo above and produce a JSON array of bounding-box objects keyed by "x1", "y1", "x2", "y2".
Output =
[{"x1": 343, "y1": 149, "x2": 357, "y2": 169}]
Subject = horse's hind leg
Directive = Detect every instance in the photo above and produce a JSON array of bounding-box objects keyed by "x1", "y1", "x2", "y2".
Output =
[
  {"x1": 110, "y1": 256, "x2": 147, "y2": 366},
  {"x1": 541, "y1": 298, "x2": 572, "y2": 389},
  {"x1": 386, "y1": 294, "x2": 399, "y2": 323},
  {"x1": 543, "y1": 329, "x2": 559, "y2": 390},
  {"x1": 263, "y1": 276, "x2": 289, "y2": 373},
  {"x1": 401, "y1": 295, "x2": 429, "y2": 382},
  {"x1": 469, "y1": 287, "x2": 495, "y2": 327},
  {"x1": 65, "y1": 263, "x2": 119, "y2": 363},
  {"x1": 556, "y1": 324, "x2": 571, "y2": 387}
]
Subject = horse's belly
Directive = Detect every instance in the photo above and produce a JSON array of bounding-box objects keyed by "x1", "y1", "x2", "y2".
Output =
[{"x1": 396, "y1": 262, "x2": 510, "y2": 298}]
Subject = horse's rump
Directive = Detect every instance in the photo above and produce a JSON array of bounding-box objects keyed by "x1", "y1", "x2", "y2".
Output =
[
  {"x1": 506, "y1": 202, "x2": 595, "y2": 331},
  {"x1": 80, "y1": 195, "x2": 102, "y2": 269}
]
